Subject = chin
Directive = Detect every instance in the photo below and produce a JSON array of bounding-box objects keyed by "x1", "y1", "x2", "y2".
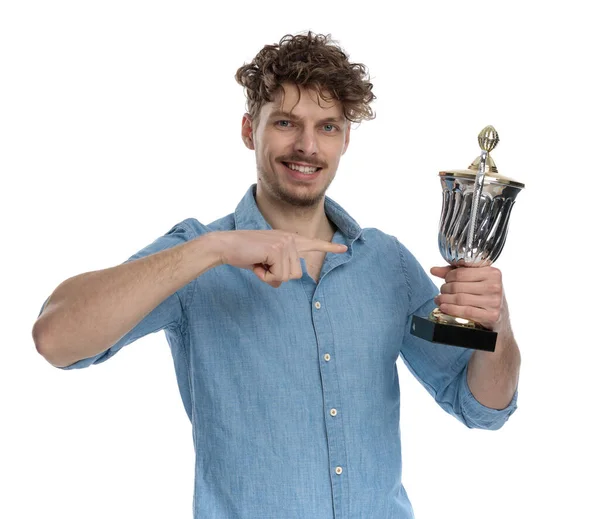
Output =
[{"x1": 274, "y1": 181, "x2": 326, "y2": 207}]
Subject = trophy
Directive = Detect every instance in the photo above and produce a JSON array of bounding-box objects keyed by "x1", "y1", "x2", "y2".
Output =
[{"x1": 410, "y1": 126, "x2": 525, "y2": 352}]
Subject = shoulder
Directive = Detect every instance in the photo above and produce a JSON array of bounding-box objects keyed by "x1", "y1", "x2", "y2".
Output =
[
  {"x1": 165, "y1": 213, "x2": 236, "y2": 238},
  {"x1": 359, "y1": 227, "x2": 431, "y2": 290},
  {"x1": 359, "y1": 227, "x2": 416, "y2": 263}
]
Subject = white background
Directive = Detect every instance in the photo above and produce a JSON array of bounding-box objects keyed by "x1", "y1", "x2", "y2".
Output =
[{"x1": 1, "y1": 0, "x2": 598, "y2": 518}]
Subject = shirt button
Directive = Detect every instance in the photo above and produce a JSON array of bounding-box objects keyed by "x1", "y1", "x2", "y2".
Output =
[
  {"x1": 330, "y1": 408, "x2": 337, "y2": 417},
  {"x1": 335, "y1": 466, "x2": 343, "y2": 475},
  {"x1": 324, "y1": 353, "x2": 331, "y2": 361},
  {"x1": 314, "y1": 301, "x2": 321, "y2": 309}
]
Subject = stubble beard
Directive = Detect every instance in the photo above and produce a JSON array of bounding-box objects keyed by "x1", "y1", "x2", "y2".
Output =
[{"x1": 257, "y1": 162, "x2": 333, "y2": 209}]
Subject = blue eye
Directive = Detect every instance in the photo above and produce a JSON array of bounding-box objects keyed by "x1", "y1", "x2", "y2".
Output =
[
  {"x1": 276, "y1": 120, "x2": 291, "y2": 127},
  {"x1": 323, "y1": 124, "x2": 337, "y2": 132}
]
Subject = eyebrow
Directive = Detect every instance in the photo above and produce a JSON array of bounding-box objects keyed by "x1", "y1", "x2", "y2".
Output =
[{"x1": 268, "y1": 110, "x2": 345, "y2": 125}]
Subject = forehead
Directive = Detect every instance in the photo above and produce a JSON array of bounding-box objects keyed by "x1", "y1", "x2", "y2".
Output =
[{"x1": 261, "y1": 83, "x2": 344, "y2": 120}]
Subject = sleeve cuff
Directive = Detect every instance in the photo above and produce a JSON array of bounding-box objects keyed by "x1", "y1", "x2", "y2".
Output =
[{"x1": 459, "y1": 365, "x2": 518, "y2": 430}]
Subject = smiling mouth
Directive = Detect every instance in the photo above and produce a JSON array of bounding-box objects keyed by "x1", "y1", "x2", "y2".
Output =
[{"x1": 282, "y1": 162, "x2": 323, "y2": 175}]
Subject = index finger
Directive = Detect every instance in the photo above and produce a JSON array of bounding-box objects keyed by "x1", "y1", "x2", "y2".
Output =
[
  {"x1": 296, "y1": 237, "x2": 348, "y2": 254},
  {"x1": 445, "y1": 266, "x2": 498, "y2": 283}
]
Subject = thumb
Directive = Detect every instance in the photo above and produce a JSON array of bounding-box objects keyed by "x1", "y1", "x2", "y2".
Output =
[
  {"x1": 252, "y1": 263, "x2": 268, "y2": 280},
  {"x1": 430, "y1": 266, "x2": 452, "y2": 279},
  {"x1": 252, "y1": 264, "x2": 282, "y2": 288}
]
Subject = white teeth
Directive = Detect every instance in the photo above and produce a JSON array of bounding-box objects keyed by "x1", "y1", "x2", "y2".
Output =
[{"x1": 287, "y1": 163, "x2": 319, "y2": 174}]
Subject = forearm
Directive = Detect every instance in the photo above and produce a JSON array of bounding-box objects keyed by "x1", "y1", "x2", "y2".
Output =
[
  {"x1": 32, "y1": 232, "x2": 222, "y2": 368},
  {"x1": 466, "y1": 310, "x2": 521, "y2": 410}
]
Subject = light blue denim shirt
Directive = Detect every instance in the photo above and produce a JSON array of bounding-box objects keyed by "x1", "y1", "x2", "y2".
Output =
[{"x1": 44, "y1": 184, "x2": 517, "y2": 518}]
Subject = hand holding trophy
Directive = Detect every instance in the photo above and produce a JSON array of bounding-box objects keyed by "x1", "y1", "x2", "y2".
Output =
[{"x1": 411, "y1": 126, "x2": 525, "y2": 352}]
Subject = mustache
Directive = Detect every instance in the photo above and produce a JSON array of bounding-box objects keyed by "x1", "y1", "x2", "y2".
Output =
[{"x1": 278, "y1": 156, "x2": 327, "y2": 169}]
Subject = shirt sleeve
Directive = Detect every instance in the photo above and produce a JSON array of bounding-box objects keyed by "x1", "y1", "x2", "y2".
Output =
[
  {"x1": 395, "y1": 239, "x2": 518, "y2": 430},
  {"x1": 37, "y1": 220, "x2": 195, "y2": 370}
]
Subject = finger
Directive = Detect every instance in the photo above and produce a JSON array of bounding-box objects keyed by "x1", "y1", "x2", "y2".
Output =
[
  {"x1": 296, "y1": 237, "x2": 348, "y2": 254},
  {"x1": 440, "y1": 281, "x2": 495, "y2": 296},
  {"x1": 435, "y1": 293, "x2": 501, "y2": 310},
  {"x1": 430, "y1": 266, "x2": 453, "y2": 279},
  {"x1": 252, "y1": 263, "x2": 268, "y2": 281},
  {"x1": 289, "y1": 239, "x2": 303, "y2": 279},
  {"x1": 444, "y1": 266, "x2": 502, "y2": 283},
  {"x1": 263, "y1": 243, "x2": 286, "y2": 284},
  {"x1": 252, "y1": 264, "x2": 283, "y2": 288},
  {"x1": 281, "y1": 244, "x2": 290, "y2": 282}
]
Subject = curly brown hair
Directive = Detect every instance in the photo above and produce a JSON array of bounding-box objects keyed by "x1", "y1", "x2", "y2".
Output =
[{"x1": 235, "y1": 32, "x2": 375, "y2": 124}]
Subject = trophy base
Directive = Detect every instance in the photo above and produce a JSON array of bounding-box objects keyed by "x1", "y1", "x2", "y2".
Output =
[{"x1": 410, "y1": 312, "x2": 497, "y2": 352}]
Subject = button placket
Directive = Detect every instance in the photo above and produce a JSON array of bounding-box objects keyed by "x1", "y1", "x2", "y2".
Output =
[{"x1": 312, "y1": 292, "x2": 349, "y2": 517}]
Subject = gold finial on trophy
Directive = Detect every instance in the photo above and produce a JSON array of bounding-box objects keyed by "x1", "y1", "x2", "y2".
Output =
[{"x1": 478, "y1": 125, "x2": 499, "y2": 153}]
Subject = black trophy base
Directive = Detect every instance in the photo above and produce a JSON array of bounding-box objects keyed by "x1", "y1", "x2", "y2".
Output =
[{"x1": 410, "y1": 315, "x2": 497, "y2": 352}]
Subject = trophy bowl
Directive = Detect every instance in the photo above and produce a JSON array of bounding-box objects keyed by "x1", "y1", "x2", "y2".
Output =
[{"x1": 411, "y1": 126, "x2": 525, "y2": 352}]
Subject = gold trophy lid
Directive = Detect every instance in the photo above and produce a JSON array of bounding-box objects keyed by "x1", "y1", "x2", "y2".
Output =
[{"x1": 439, "y1": 125, "x2": 525, "y2": 189}]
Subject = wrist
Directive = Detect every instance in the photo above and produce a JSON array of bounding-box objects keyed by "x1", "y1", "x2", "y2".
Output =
[{"x1": 191, "y1": 232, "x2": 227, "y2": 270}]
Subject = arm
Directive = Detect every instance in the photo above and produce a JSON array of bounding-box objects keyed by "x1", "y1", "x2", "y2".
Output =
[
  {"x1": 32, "y1": 231, "x2": 221, "y2": 368},
  {"x1": 432, "y1": 266, "x2": 520, "y2": 410},
  {"x1": 466, "y1": 297, "x2": 520, "y2": 409},
  {"x1": 33, "y1": 224, "x2": 346, "y2": 369},
  {"x1": 396, "y1": 238, "x2": 517, "y2": 430}
]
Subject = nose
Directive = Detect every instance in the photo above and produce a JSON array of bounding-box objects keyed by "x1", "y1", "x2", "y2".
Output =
[{"x1": 294, "y1": 127, "x2": 318, "y2": 156}]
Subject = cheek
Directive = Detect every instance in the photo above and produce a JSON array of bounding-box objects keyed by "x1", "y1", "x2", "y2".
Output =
[
  {"x1": 260, "y1": 144, "x2": 276, "y2": 165},
  {"x1": 255, "y1": 143, "x2": 279, "y2": 173},
  {"x1": 326, "y1": 142, "x2": 345, "y2": 165},
  {"x1": 262, "y1": 138, "x2": 292, "y2": 163}
]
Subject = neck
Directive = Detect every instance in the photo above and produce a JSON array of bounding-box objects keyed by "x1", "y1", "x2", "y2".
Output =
[{"x1": 255, "y1": 186, "x2": 336, "y2": 242}]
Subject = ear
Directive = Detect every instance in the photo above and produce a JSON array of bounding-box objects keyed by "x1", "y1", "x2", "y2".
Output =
[
  {"x1": 341, "y1": 122, "x2": 351, "y2": 155},
  {"x1": 241, "y1": 114, "x2": 255, "y2": 150}
]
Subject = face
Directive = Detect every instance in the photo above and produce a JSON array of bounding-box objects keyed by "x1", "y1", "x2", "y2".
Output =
[{"x1": 241, "y1": 83, "x2": 350, "y2": 208}]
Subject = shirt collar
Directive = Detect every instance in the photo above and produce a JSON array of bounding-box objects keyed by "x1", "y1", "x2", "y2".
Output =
[{"x1": 234, "y1": 184, "x2": 366, "y2": 243}]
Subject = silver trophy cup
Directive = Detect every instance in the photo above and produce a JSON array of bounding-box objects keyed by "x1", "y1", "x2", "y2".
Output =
[{"x1": 411, "y1": 126, "x2": 525, "y2": 352}]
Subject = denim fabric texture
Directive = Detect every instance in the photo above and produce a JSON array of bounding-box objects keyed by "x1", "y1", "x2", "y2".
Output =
[{"x1": 44, "y1": 184, "x2": 518, "y2": 518}]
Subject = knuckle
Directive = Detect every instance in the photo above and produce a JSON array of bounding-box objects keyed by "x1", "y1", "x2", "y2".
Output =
[
  {"x1": 469, "y1": 308, "x2": 480, "y2": 321},
  {"x1": 490, "y1": 283, "x2": 503, "y2": 295},
  {"x1": 455, "y1": 293, "x2": 468, "y2": 305},
  {"x1": 462, "y1": 306, "x2": 474, "y2": 319}
]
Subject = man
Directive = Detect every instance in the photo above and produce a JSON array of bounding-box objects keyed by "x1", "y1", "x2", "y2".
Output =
[{"x1": 33, "y1": 32, "x2": 519, "y2": 519}]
